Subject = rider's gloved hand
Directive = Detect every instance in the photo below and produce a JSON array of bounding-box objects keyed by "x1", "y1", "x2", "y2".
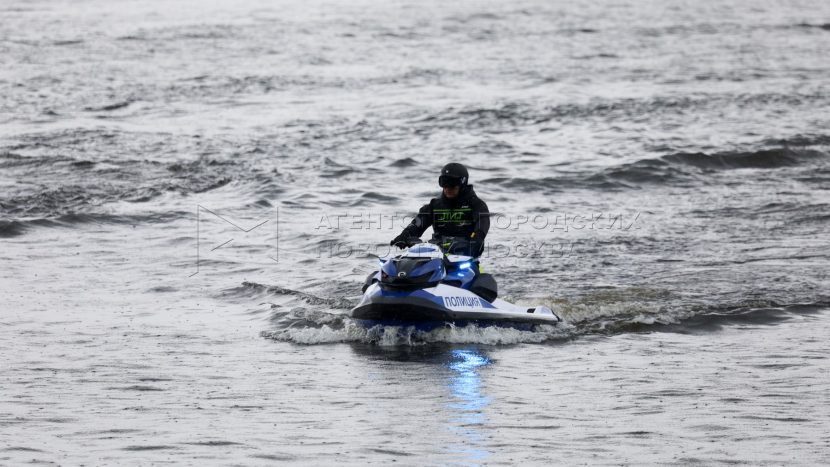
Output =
[
  {"x1": 469, "y1": 231, "x2": 485, "y2": 257},
  {"x1": 390, "y1": 233, "x2": 408, "y2": 249}
]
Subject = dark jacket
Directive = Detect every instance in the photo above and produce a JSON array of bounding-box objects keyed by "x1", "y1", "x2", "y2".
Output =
[{"x1": 400, "y1": 185, "x2": 490, "y2": 242}]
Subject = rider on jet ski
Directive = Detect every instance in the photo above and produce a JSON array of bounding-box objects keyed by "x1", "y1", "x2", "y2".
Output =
[
  {"x1": 390, "y1": 162, "x2": 490, "y2": 258},
  {"x1": 352, "y1": 163, "x2": 560, "y2": 323}
]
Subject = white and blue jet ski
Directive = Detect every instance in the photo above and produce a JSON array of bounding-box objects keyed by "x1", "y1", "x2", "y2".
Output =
[{"x1": 350, "y1": 237, "x2": 561, "y2": 329}]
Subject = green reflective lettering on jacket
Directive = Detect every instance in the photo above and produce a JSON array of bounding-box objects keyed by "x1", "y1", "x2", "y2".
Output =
[{"x1": 433, "y1": 208, "x2": 473, "y2": 224}]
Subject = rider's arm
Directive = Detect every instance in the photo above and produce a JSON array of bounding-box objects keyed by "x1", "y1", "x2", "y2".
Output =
[
  {"x1": 401, "y1": 202, "x2": 433, "y2": 239},
  {"x1": 472, "y1": 199, "x2": 489, "y2": 240}
]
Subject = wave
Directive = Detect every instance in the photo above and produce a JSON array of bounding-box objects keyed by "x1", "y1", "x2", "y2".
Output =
[
  {"x1": 479, "y1": 146, "x2": 827, "y2": 192},
  {"x1": 445, "y1": 12, "x2": 504, "y2": 24},
  {"x1": 389, "y1": 157, "x2": 418, "y2": 167},
  {"x1": 661, "y1": 148, "x2": 823, "y2": 169},
  {"x1": 0, "y1": 220, "x2": 27, "y2": 238},
  {"x1": 262, "y1": 321, "x2": 570, "y2": 346},
  {"x1": 0, "y1": 212, "x2": 192, "y2": 238},
  {"x1": 118, "y1": 24, "x2": 239, "y2": 42},
  {"x1": 688, "y1": 200, "x2": 830, "y2": 222},
  {"x1": 84, "y1": 101, "x2": 133, "y2": 112},
  {"x1": 762, "y1": 134, "x2": 830, "y2": 147},
  {"x1": 262, "y1": 301, "x2": 828, "y2": 346},
  {"x1": 0, "y1": 161, "x2": 232, "y2": 218},
  {"x1": 795, "y1": 23, "x2": 830, "y2": 31},
  {"x1": 358, "y1": 191, "x2": 399, "y2": 203},
  {"x1": 253, "y1": 277, "x2": 829, "y2": 345},
  {"x1": 0, "y1": 130, "x2": 287, "y2": 225},
  {"x1": 246, "y1": 281, "x2": 572, "y2": 345},
  {"x1": 587, "y1": 159, "x2": 693, "y2": 188},
  {"x1": 479, "y1": 176, "x2": 564, "y2": 193},
  {"x1": 235, "y1": 281, "x2": 354, "y2": 309},
  {"x1": 411, "y1": 95, "x2": 830, "y2": 131},
  {"x1": 595, "y1": 147, "x2": 825, "y2": 187},
  {"x1": 52, "y1": 39, "x2": 84, "y2": 46},
  {"x1": 604, "y1": 303, "x2": 830, "y2": 335}
]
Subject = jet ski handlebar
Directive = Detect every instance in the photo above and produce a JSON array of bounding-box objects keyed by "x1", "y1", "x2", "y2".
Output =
[
  {"x1": 395, "y1": 237, "x2": 423, "y2": 248},
  {"x1": 393, "y1": 236, "x2": 482, "y2": 256},
  {"x1": 430, "y1": 235, "x2": 482, "y2": 257}
]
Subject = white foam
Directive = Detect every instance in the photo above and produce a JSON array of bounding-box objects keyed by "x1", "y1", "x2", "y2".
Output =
[{"x1": 263, "y1": 319, "x2": 573, "y2": 346}]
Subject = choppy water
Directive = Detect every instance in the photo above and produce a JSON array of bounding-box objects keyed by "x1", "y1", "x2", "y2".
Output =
[{"x1": 2, "y1": 0, "x2": 829, "y2": 464}]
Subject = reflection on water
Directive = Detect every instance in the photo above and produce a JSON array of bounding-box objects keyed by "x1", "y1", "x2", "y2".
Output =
[
  {"x1": 446, "y1": 349, "x2": 492, "y2": 465},
  {"x1": 347, "y1": 344, "x2": 494, "y2": 463}
]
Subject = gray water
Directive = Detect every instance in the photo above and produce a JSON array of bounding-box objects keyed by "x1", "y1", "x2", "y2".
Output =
[{"x1": 2, "y1": 0, "x2": 829, "y2": 464}]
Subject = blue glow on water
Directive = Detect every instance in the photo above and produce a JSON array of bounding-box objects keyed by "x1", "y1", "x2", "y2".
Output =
[
  {"x1": 449, "y1": 349, "x2": 490, "y2": 374},
  {"x1": 445, "y1": 349, "x2": 492, "y2": 463}
]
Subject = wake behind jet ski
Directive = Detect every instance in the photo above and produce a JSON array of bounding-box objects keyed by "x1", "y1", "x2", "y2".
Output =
[{"x1": 350, "y1": 236, "x2": 561, "y2": 328}]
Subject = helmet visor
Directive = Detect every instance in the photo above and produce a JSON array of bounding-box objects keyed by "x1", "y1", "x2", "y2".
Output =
[{"x1": 439, "y1": 175, "x2": 462, "y2": 188}]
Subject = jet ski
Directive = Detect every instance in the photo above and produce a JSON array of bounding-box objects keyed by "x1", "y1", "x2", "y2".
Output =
[{"x1": 350, "y1": 237, "x2": 561, "y2": 329}]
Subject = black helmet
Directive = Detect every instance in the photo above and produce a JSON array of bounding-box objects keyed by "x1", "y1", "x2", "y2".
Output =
[{"x1": 438, "y1": 162, "x2": 469, "y2": 187}]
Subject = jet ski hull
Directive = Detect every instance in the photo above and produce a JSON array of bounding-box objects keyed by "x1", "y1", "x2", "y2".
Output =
[{"x1": 351, "y1": 283, "x2": 560, "y2": 327}]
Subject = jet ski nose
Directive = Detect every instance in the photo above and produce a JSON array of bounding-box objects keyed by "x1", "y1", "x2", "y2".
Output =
[{"x1": 381, "y1": 257, "x2": 444, "y2": 290}]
